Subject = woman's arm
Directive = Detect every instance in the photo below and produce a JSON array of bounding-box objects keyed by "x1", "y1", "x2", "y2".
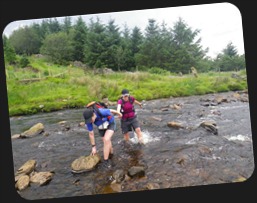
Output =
[
  {"x1": 110, "y1": 109, "x2": 122, "y2": 117},
  {"x1": 116, "y1": 104, "x2": 121, "y2": 113},
  {"x1": 134, "y1": 100, "x2": 142, "y2": 108},
  {"x1": 88, "y1": 131, "x2": 97, "y2": 155}
]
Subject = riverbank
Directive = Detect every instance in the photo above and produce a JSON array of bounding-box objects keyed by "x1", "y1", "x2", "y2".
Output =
[{"x1": 6, "y1": 57, "x2": 247, "y2": 116}]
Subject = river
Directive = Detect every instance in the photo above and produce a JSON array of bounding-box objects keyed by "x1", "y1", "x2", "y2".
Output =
[{"x1": 9, "y1": 91, "x2": 254, "y2": 200}]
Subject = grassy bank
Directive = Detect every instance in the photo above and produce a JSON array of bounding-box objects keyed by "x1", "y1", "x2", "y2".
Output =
[{"x1": 5, "y1": 56, "x2": 248, "y2": 116}]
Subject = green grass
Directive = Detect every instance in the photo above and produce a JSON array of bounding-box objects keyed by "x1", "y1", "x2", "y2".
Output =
[{"x1": 5, "y1": 55, "x2": 248, "y2": 116}]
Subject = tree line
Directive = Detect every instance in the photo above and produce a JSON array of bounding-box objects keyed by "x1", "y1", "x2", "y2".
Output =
[{"x1": 3, "y1": 16, "x2": 245, "y2": 73}]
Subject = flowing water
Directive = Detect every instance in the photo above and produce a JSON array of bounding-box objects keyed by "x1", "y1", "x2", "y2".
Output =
[{"x1": 9, "y1": 91, "x2": 254, "y2": 200}]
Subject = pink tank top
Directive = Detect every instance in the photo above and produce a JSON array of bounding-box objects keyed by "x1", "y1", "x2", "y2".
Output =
[{"x1": 117, "y1": 96, "x2": 135, "y2": 119}]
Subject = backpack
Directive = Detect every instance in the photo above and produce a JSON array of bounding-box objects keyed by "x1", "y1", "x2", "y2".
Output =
[
  {"x1": 119, "y1": 96, "x2": 135, "y2": 114},
  {"x1": 86, "y1": 101, "x2": 111, "y2": 121}
]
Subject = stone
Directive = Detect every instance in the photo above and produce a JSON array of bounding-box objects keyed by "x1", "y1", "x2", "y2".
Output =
[
  {"x1": 15, "y1": 175, "x2": 30, "y2": 191},
  {"x1": 20, "y1": 123, "x2": 44, "y2": 138},
  {"x1": 15, "y1": 159, "x2": 36, "y2": 176},
  {"x1": 30, "y1": 171, "x2": 53, "y2": 186},
  {"x1": 71, "y1": 154, "x2": 101, "y2": 173}
]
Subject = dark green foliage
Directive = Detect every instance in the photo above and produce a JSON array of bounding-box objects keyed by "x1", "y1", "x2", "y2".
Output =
[
  {"x1": 48, "y1": 18, "x2": 62, "y2": 34},
  {"x1": 19, "y1": 55, "x2": 30, "y2": 68},
  {"x1": 136, "y1": 19, "x2": 162, "y2": 68},
  {"x1": 43, "y1": 70, "x2": 49, "y2": 76},
  {"x1": 214, "y1": 42, "x2": 245, "y2": 72},
  {"x1": 9, "y1": 26, "x2": 42, "y2": 55},
  {"x1": 222, "y1": 42, "x2": 238, "y2": 57},
  {"x1": 3, "y1": 35, "x2": 17, "y2": 64},
  {"x1": 228, "y1": 82, "x2": 244, "y2": 91},
  {"x1": 84, "y1": 17, "x2": 107, "y2": 69},
  {"x1": 61, "y1": 16, "x2": 72, "y2": 34},
  {"x1": 5, "y1": 16, "x2": 244, "y2": 75},
  {"x1": 40, "y1": 32, "x2": 74, "y2": 65},
  {"x1": 101, "y1": 19, "x2": 121, "y2": 70},
  {"x1": 169, "y1": 17, "x2": 207, "y2": 74},
  {"x1": 72, "y1": 16, "x2": 88, "y2": 61}
]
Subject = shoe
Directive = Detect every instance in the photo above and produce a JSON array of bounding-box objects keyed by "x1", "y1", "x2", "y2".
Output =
[{"x1": 102, "y1": 159, "x2": 112, "y2": 169}]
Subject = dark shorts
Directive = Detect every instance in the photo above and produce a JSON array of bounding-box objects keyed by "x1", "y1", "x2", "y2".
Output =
[
  {"x1": 98, "y1": 122, "x2": 116, "y2": 137},
  {"x1": 121, "y1": 116, "x2": 140, "y2": 134}
]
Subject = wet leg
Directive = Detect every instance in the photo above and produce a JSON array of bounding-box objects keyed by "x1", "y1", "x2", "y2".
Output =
[
  {"x1": 135, "y1": 127, "x2": 144, "y2": 144},
  {"x1": 124, "y1": 132, "x2": 130, "y2": 141},
  {"x1": 103, "y1": 130, "x2": 114, "y2": 160}
]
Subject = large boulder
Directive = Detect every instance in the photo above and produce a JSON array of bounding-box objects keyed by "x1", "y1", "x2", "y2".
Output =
[
  {"x1": 71, "y1": 154, "x2": 101, "y2": 173},
  {"x1": 15, "y1": 175, "x2": 30, "y2": 191},
  {"x1": 199, "y1": 121, "x2": 218, "y2": 135},
  {"x1": 127, "y1": 166, "x2": 145, "y2": 178},
  {"x1": 30, "y1": 171, "x2": 53, "y2": 186},
  {"x1": 20, "y1": 123, "x2": 44, "y2": 138},
  {"x1": 15, "y1": 159, "x2": 37, "y2": 176},
  {"x1": 167, "y1": 121, "x2": 184, "y2": 129},
  {"x1": 112, "y1": 169, "x2": 126, "y2": 183},
  {"x1": 14, "y1": 160, "x2": 54, "y2": 191}
]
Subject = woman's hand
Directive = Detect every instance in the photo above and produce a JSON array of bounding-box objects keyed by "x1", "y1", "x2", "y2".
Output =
[
  {"x1": 118, "y1": 112, "x2": 123, "y2": 118},
  {"x1": 110, "y1": 109, "x2": 122, "y2": 118},
  {"x1": 135, "y1": 100, "x2": 143, "y2": 108},
  {"x1": 91, "y1": 146, "x2": 97, "y2": 155}
]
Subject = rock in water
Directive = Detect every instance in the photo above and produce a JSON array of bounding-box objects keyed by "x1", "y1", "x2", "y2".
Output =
[
  {"x1": 15, "y1": 159, "x2": 37, "y2": 176},
  {"x1": 167, "y1": 121, "x2": 184, "y2": 129},
  {"x1": 15, "y1": 175, "x2": 30, "y2": 191},
  {"x1": 71, "y1": 154, "x2": 101, "y2": 173},
  {"x1": 20, "y1": 123, "x2": 44, "y2": 138},
  {"x1": 199, "y1": 121, "x2": 218, "y2": 135},
  {"x1": 30, "y1": 172, "x2": 53, "y2": 186}
]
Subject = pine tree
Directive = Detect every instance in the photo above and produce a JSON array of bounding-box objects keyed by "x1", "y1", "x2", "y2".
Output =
[
  {"x1": 62, "y1": 16, "x2": 72, "y2": 34},
  {"x1": 170, "y1": 17, "x2": 206, "y2": 73},
  {"x1": 102, "y1": 19, "x2": 121, "y2": 70},
  {"x1": 3, "y1": 35, "x2": 16, "y2": 64},
  {"x1": 136, "y1": 19, "x2": 161, "y2": 68},
  {"x1": 84, "y1": 17, "x2": 107, "y2": 69},
  {"x1": 72, "y1": 16, "x2": 88, "y2": 62}
]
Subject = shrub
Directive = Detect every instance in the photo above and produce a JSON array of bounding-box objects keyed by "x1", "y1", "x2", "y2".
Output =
[
  {"x1": 19, "y1": 56, "x2": 30, "y2": 68},
  {"x1": 148, "y1": 67, "x2": 170, "y2": 75}
]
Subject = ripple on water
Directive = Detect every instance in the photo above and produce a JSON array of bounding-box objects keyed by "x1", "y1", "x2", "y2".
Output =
[
  {"x1": 219, "y1": 104, "x2": 249, "y2": 110},
  {"x1": 129, "y1": 130, "x2": 161, "y2": 144},
  {"x1": 223, "y1": 134, "x2": 252, "y2": 142}
]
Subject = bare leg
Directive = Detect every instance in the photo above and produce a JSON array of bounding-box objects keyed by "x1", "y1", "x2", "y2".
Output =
[
  {"x1": 110, "y1": 144, "x2": 113, "y2": 154},
  {"x1": 124, "y1": 132, "x2": 130, "y2": 141},
  {"x1": 102, "y1": 130, "x2": 114, "y2": 160},
  {"x1": 135, "y1": 127, "x2": 144, "y2": 144}
]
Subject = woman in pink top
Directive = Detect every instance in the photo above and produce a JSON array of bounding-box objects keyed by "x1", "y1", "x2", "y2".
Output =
[{"x1": 117, "y1": 89, "x2": 144, "y2": 144}]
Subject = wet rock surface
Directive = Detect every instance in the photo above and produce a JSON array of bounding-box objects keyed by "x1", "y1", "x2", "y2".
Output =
[
  {"x1": 14, "y1": 159, "x2": 54, "y2": 191},
  {"x1": 71, "y1": 153, "x2": 101, "y2": 173},
  {"x1": 9, "y1": 90, "x2": 254, "y2": 200}
]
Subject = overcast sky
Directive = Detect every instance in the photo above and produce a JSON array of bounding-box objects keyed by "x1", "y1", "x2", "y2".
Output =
[{"x1": 3, "y1": 2, "x2": 245, "y2": 59}]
